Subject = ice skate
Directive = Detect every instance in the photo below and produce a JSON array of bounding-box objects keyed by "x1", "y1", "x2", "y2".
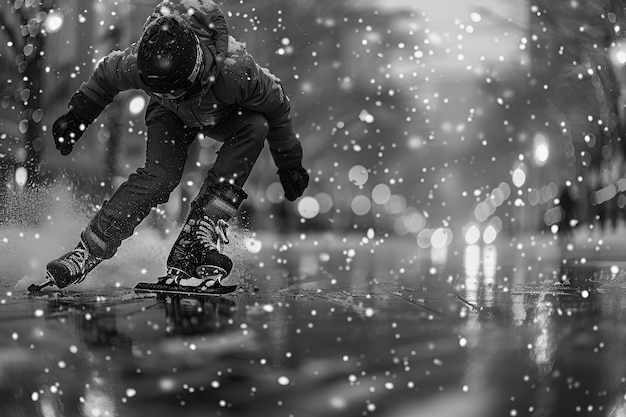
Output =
[
  {"x1": 165, "y1": 215, "x2": 234, "y2": 290},
  {"x1": 43, "y1": 239, "x2": 103, "y2": 289},
  {"x1": 136, "y1": 233, "x2": 237, "y2": 296},
  {"x1": 136, "y1": 175, "x2": 248, "y2": 296}
]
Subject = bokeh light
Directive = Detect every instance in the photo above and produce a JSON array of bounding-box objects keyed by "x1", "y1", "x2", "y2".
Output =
[
  {"x1": 431, "y1": 228, "x2": 452, "y2": 249},
  {"x1": 464, "y1": 224, "x2": 481, "y2": 245},
  {"x1": 348, "y1": 165, "x2": 369, "y2": 186},
  {"x1": 483, "y1": 224, "x2": 498, "y2": 244},
  {"x1": 128, "y1": 95, "x2": 146, "y2": 115},
  {"x1": 372, "y1": 183, "x2": 391, "y2": 205},
  {"x1": 385, "y1": 195, "x2": 406, "y2": 215},
  {"x1": 533, "y1": 133, "x2": 549, "y2": 166},
  {"x1": 44, "y1": 12, "x2": 64, "y2": 33},
  {"x1": 512, "y1": 167, "x2": 526, "y2": 188},
  {"x1": 15, "y1": 167, "x2": 28, "y2": 187},
  {"x1": 351, "y1": 195, "x2": 371, "y2": 216},
  {"x1": 244, "y1": 237, "x2": 263, "y2": 254},
  {"x1": 266, "y1": 182, "x2": 284, "y2": 204},
  {"x1": 297, "y1": 196, "x2": 320, "y2": 219},
  {"x1": 417, "y1": 229, "x2": 432, "y2": 249},
  {"x1": 315, "y1": 192, "x2": 333, "y2": 214}
]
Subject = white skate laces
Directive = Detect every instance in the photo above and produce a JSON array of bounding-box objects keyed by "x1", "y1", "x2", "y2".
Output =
[
  {"x1": 161, "y1": 217, "x2": 231, "y2": 287},
  {"x1": 195, "y1": 217, "x2": 229, "y2": 252},
  {"x1": 57, "y1": 241, "x2": 101, "y2": 284}
]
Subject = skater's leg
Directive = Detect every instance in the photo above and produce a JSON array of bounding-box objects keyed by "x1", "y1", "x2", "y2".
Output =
[
  {"x1": 165, "y1": 109, "x2": 266, "y2": 285},
  {"x1": 204, "y1": 108, "x2": 269, "y2": 187},
  {"x1": 165, "y1": 171, "x2": 248, "y2": 283},
  {"x1": 90, "y1": 102, "x2": 197, "y2": 252},
  {"x1": 47, "y1": 102, "x2": 197, "y2": 287}
]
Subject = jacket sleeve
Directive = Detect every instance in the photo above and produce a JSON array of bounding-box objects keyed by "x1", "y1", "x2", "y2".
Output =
[
  {"x1": 218, "y1": 54, "x2": 298, "y2": 151},
  {"x1": 77, "y1": 44, "x2": 142, "y2": 110}
]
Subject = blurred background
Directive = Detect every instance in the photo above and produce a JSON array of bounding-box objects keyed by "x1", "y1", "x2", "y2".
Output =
[{"x1": 2, "y1": 0, "x2": 626, "y2": 252}]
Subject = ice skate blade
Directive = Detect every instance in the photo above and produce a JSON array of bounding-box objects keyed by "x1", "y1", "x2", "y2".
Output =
[
  {"x1": 28, "y1": 271, "x2": 56, "y2": 293},
  {"x1": 28, "y1": 280, "x2": 54, "y2": 293},
  {"x1": 135, "y1": 281, "x2": 237, "y2": 297}
]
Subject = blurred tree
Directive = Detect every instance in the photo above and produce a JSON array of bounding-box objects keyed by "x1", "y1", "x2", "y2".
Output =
[
  {"x1": 527, "y1": 0, "x2": 626, "y2": 227},
  {"x1": 0, "y1": 0, "x2": 57, "y2": 187},
  {"x1": 477, "y1": 0, "x2": 626, "y2": 232}
]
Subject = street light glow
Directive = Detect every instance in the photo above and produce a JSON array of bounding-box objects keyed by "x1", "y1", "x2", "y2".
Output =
[
  {"x1": 297, "y1": 196, "x2": 320, "y2": 219},
  {"x1": 512, "y1": 167, "x2": 526, "y2": 188},
  {"x1": 464, "y1": 224, "x2": 481, "y2": 245},
  {"x1": 483, "y1": 224, "x2": 497, "y2": 244},
  {"x1": 535, "y1": 143, "x2": 549, "y2": 164},
  {"x1": 44, "y1": 12, "x2": 64, "y2": 33},
  {"x1": 533, "y1": 133, "x2": 549, "y2": 166},
  {"x1": 470, "y1": 12, "x2": 482, "y2": 23},
  {"x1": 128, "y1": 95, "x2": 146, "y2": 115},
  {"x1": 15, "y1": 167, "x2": 28, "y2": 187}
]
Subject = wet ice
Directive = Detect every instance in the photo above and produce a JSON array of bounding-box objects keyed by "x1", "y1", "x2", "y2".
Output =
[{"x1": 4, "y1": 1, "x2": 626, "y2": 416}]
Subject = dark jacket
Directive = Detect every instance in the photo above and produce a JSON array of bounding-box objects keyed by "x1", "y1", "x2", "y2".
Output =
[{"x1": 71, "y1": 0, "x2": 297, "y2": 151}]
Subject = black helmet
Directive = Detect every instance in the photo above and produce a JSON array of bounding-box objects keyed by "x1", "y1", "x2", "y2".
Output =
[{"x1": 138, "y1": 16, "x2": 203, "y2": 98}]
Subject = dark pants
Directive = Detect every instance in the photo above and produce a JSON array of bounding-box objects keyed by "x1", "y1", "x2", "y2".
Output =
[{"x1": 88, "y1": 102, "x2": 268, "y2": 258}]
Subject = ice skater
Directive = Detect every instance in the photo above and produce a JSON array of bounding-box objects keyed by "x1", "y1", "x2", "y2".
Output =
[{"x1": 40, "y1": 0, "x2": 309, "y2": 293}]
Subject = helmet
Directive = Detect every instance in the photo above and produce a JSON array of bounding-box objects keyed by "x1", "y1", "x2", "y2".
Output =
[{"x1": 138, "y1": 16, "x2": 203, "y2": 98}]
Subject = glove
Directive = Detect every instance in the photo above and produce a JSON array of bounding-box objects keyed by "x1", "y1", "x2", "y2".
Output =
[
  {"x1": 52, "y1": 112, "x2": 85, "y2": 156},
  {"x1": 53, "y1": 91, "x2": 104, "y2": 155},
  {"x1": 278, "y1": 165, "x2": 309, "y2": 201}
]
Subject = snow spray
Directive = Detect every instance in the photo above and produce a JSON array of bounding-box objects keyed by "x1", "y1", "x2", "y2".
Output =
[{"x1": 0, "y1": 179, "x2": 252, "y2": 290}]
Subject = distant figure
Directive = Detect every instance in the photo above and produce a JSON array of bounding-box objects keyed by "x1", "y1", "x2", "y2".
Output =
[
  {"x1": 556, "y1": 184, "x2": 578, "y2": 238},
  {"x1": 44, "y1": 0, "x2": 309, "y2": 292}
]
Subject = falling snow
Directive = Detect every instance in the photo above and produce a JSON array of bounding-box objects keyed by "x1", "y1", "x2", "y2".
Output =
[{"x1": 2, "y1": 1, "x2": 626, "y2": 416}]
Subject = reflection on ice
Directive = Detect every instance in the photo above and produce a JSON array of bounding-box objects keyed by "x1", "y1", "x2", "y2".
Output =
[
  {"x1": 82, "y1": 370, "x2": 118, "y2": 417},
  {"x1": 464, "y1": 244, "x2": 481, "y2": 280},
  {"x1": 2, "y1": 233, "x2": 626, "y2": 416},
  {"x1": 482, "y1": 244, "x2": 497, "y2": 284},
  {"x1": 4, "y1": 0, "x2": 626, "y2": 414},
  {"x1": 430, "y1": 245, "x2": 447, "y2": 266}
]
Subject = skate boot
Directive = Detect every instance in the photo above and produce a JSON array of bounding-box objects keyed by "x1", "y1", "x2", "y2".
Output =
[
  {"x1": 162, "y1": 216, "x2": 233, "y2": 290},
  {"x1": 162, "y1": 174, "x2": 248, "y2": 291},
  {"x1": 45, "y1": 239, "x2": 103, "y2": 289},
  {"x1": 30, "y1": 216, "x2": 119, "y2": 292}
]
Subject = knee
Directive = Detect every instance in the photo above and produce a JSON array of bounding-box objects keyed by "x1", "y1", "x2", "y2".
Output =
[
  {"x1": 134, "y1": 164, "x2": 183, "y2": 197},
  {"x1": 158, "y1": 172, "x2": 183, "y2": 195}
]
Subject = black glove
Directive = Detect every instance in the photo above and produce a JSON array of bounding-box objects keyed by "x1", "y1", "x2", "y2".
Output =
[
  {"x1": 52, "y1": 112, "x2": 84, "y2": 156},
  {"x1": 278, "y1": 165, "x2": 309, "y2": 201},
  {"x1": 53, "y1": 91, "x2": 104, "y2": 155}
]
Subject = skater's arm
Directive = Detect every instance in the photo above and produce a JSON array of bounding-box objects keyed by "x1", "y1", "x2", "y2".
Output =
[
  {"x1": 52, "y1": 45, "x2": 141, "y2": 156},
  {"x1": 216, "y1": 52, "x2": 309, "y2": 200},
  {"x1": 237, "y1": 63, "x2": 306, "y2": 172},
  {"x1": 78, "y1": 43, "x2": 142, "y2": 111},
  {"x1": 218, "y1": 54, "x2": 298, "y2": 151},
  {"x1": 247, "y1": 63, "x2": 298, "y2": 151}
]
